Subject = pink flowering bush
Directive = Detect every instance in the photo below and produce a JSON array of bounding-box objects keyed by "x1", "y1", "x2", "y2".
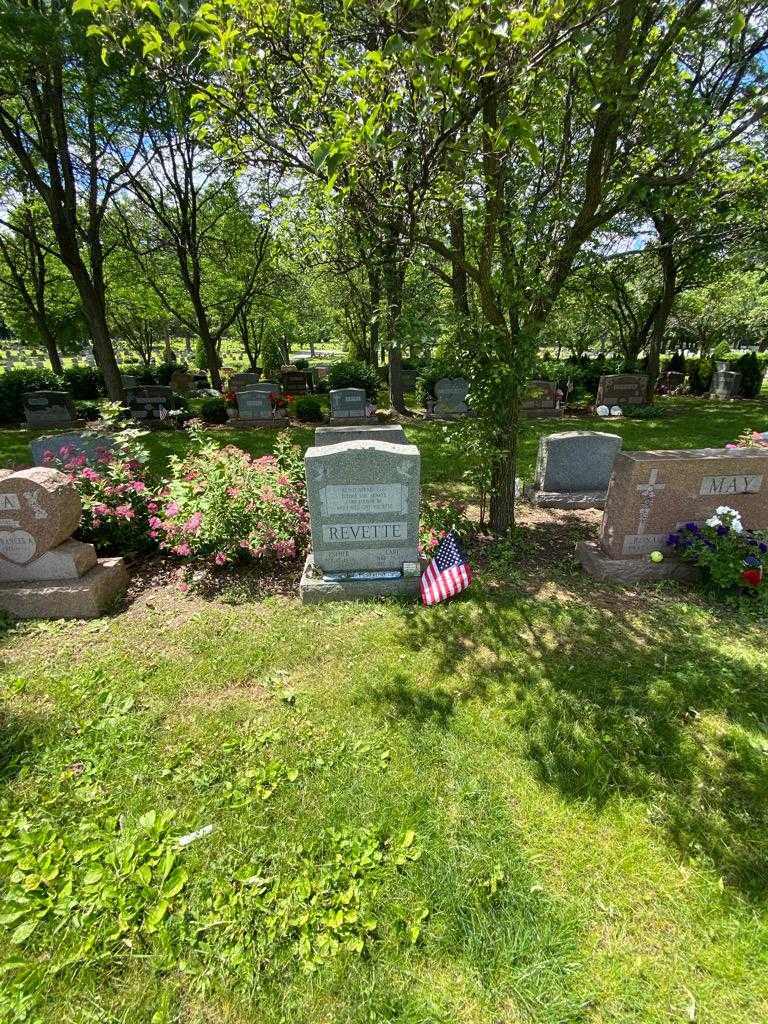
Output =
[
  {"x1": 41, "y1": 428, "x2": 157, "y2": 555},
  {"x1": 156, "y1": 422, "x2": 309, "y2": 569}
]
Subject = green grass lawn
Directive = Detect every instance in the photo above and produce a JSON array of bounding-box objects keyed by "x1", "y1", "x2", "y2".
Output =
[{"x1": 1, "y1": 397, "x2": 767, "y2": 1023}]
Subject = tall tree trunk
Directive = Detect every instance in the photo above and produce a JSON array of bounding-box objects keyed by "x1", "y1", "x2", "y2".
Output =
[
  {"x1": 645, "y1": 214, "x2": 678, "y2": 402},
  {"x1": 42, "y1": 327, "x2": 63, "y2": 375},
  {"x1": 449, "y1": 209, "x2": 470, "y2": 316},
  {"x1": 488, "y1": 398, "x2": 520, "y2": 533},
  {"x1": 70, "y1": 266, "x2": 123, "y2": 398},
  {"x1": 368, "y1": 266, "x2": 381, "y2": 368},
  {"x1": 384, "y1": 260, "x2": 406, "y2": 412}
]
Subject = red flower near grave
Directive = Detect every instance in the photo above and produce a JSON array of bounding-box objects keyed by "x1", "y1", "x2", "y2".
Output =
[{"x1": 741, "y1": 567, "x2": 763, "y2": 587}]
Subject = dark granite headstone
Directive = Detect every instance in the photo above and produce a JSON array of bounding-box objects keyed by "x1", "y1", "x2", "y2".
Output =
[{"x1": 23, "y1": 392, "x2": 76, "y2": 428}]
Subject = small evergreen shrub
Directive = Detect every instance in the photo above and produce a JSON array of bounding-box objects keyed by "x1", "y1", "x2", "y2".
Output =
[
  {"x1": 62, "y1": 366, "x2": 102, "y2": 400},
  {"x1": 327, "y1": 359, "x2": 379, "y2": 398},
  {"x1": 200, "y1": 397, "x2": 229, "y2": 424},
  {"x1": 294, "y1": 396, "x2": 324, "y2": 422},
  {"x1": 734, "y1": 352, "x2": 763, "y2": 398}
]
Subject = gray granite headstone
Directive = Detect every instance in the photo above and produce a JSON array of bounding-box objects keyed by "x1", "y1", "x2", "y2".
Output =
[
  {"x1": 304, "y1": 439, "x2": 420, "y2": 573},
  {"x1": 236, "y1": 388, "x2": 273, "y2": 420},
  {"x1": 23, "y1": 392, "x2": 76, "y2": 428},
  {"x1": 526, "y1": 430, "x2": 622, "y2": 508},
  {"x1": 595, "y1": 374, "x2": 648, "y2": 407},
  {"x1": 230, "y1": 372, "x2": 262, "y2": 391},
  {"x1": 433, "y1": 378, "x2": 468, "y2": 417},
  {"x1": 315, "y1": 425, "x2": 406, "y2": 447},
  {"x1": 330, "y1": 388, "x2": 368, "y2": 420},
  {"x1": 31, "y1": 431, "x2": 116, "y2": 467},
  {"x1": 710, "y1": 370, "x2": 741, "y2": 400},
  {"x1": 125, "y1": 386, "x2": 173, "y2": 424}
]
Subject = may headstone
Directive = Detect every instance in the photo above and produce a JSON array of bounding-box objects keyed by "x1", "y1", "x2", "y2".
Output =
[
  {"x1": 314, "y1": 424, "x2": 406, "y2": 447},
  {"x1": 520, "y1": 380, "x2": 563, "y2": 419},
  {"x1": 31, "y1": 431, "x2": 115, "y2": 468},
  {"x1": 300, "y1": 439, "x2": 421, "y2": 602},
  {"x1": 23, "y1": 392, "x2": 76, "y2": 428},
  {"x1": 330, "y1": 387, "x2": 370, "y2": 424},
  {"x1": 0, "y1": 467, "x2": 127, "y2": 618},
  {"x1": 577, "y1": 447, "x2": 768, "y2": 582},
  {"x1": 526, "y1": 431, "x2": 622, "y2": 508},
  {"x1": 710, "y1": 369, "x2": 741, "y2": 400},
  {"x1": 595, "y1": 374, "x2": 648, "y2": 408},
  {"x1": 432, "y1": 378, "x2": 469, "y2": 418}
]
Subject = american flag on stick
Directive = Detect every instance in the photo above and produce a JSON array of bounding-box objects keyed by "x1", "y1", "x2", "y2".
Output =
[{"x1": 420, "y1": 530, "x2": 472, "y2": 606}]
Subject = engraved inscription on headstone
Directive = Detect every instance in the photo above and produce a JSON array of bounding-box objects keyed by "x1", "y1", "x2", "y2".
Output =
[
  {"x1": 595, "y1": 374, "x2": 648, "y2": 407},
  {"x1": 330, "y1": 388, "x2": 368, "y2": 420},
  {"x1": 304, "y1": 439, "x2": 420, "y2": 573}
]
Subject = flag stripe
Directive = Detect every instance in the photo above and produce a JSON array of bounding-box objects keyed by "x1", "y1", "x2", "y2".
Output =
[{"x1": 420, "y1": 530, "x2": 472, "y2": 606}]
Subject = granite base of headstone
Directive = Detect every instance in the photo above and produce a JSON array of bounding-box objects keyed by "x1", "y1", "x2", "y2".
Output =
[
  {"x1": 525, "y1": 430, "x2": 622, "y2": 509},
  {"x1": 577, "y1": 447, "x2": 768, "y2": 582},
  {"x1": 0, "y1": 467, "x2": 127, "y2": 619},
  {"x1": 595, "y1": 374, "x2": 648, "y2": 408},
  {"x1": 314, "y1": 424, "x2": 407, "y2": 447},
  {"x1": 23, "y1": 392, "x2": 77, "y2": 429},
  {"x1": 31, "y1": 431, "x2": 116, "y2": 467},
  {"x1": 431, "y1": 378, "x2": 469, "y2": 418},
  {"x1": 520, "y1": 380, "x2": 563, "y2": 419},
  {"x1": 299, "y1": 438, "x2": 421, "y2": 603},
  {"x1": 329, "y1": 387, "x2": 371, "y2": 426}
]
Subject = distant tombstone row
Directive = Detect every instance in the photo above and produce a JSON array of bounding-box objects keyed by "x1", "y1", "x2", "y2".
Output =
[
  {"x1": 595, "y1": 374, "x2": 648, "y2": 408},
  {"x1": 578, "y1": 447, "x2": 768, "y2": 582},
  {"x1": 526, "y1": 431, "x2": 622, "y2": 509}
]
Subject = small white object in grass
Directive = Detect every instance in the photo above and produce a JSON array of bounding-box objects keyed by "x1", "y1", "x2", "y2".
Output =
[
  {"x1": 609, "y1": 405, "x2": 622, "y2": 417},
  {"x1": 177, "y1": 823, "x2": 216, "y2": 848},
  {"x1": 515, "y1": 477, "x2": 522, "y2": 497},
  {"x1": 596, "y1": 404, "x2": 610, "y2": 417},
  {"x1": 650, "y1": 550, "x2": 664, "y2": 563}
]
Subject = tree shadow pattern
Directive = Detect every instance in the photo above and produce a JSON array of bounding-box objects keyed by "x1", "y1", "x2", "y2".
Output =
[{"x1": 385, "y1": 539, "x2": 768, "y2": 901}]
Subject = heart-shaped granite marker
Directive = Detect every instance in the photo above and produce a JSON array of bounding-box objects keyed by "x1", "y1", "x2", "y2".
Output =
[{"x1": 0, "y1": 468, "x2": 81, "y2": 566}]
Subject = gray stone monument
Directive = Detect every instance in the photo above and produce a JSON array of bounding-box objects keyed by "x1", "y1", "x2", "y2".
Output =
[
  {"x1": 300, "y1": 439, "x2": 421, "y2": 602},
  {"x1": 329, "y1": 387, "x2": 370, "y2": 425},
  {"x1": 525, "y1": 431, "x2": 623, "y2": 508},
  {"x1": 0, "y1": 467, "x2": 127, "y2": 618},
  {"x1": 314, "y1": 424, "x2": 406, "y2": 447},
  {"x1": 230, "y1": 372, "x2": 262, "y2": 391},
  {"x1": 125, "y1": 386, "x2": 174, "y2": 427},
  {"x1": 246, "y1": 380, "x2": 281, "y2": 394},
  {"x1": 520, "y1": 380, "x2": 563, "y2": 419},
  {"x1": 710, "y1": 369, "x2": 741, "y2": 400},
  {"x1": 31, "y1": 431, "x2": 116, "y2": 467},
  {"x1": 595, "y1": 374, "x2": 648, "y2": 408},
  {"x1": 23, "y1": 392, "x2": 77, "y2": 428},
  {"x1": 432, "y1": 378, "x2": 469, "y2": 418},
  {"x1": 234, "y1": 388, "x2": 288, "y2": 425}
]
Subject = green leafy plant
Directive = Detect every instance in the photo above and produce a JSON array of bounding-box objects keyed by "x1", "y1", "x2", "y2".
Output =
[
  {"x1": 668, "y1": 507, "x2": 767, "y2": 597},
  {"x1": 200, "y1": 397, "x2": 229, "y2": 424},
  {"x1": 326, "y1": 359, "x2": 379, "y2": 398},
  {"x1": 293, "y1": 395, "x2": 323, "y2": 422},
  {"x1": 734, "y1": 351, "x2": 763, "y2": 398},
  {"x1": 419, "y1": 498, "x2": 471, "y2": 554}
]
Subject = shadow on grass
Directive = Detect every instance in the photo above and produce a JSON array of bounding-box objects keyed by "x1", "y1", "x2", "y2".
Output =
[{"x1": 387, "y1": 570, "x2": 768, "y2": 900}]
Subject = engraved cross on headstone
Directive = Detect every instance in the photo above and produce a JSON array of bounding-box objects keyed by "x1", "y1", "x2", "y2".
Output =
[{"x1": 635, "y1": 467, "x2": 666, "y2": 534}]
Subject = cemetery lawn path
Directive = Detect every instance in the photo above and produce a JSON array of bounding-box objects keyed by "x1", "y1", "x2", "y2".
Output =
[{"x1": 0, "y1": 397, "x2": 767, "y2": 1023}]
